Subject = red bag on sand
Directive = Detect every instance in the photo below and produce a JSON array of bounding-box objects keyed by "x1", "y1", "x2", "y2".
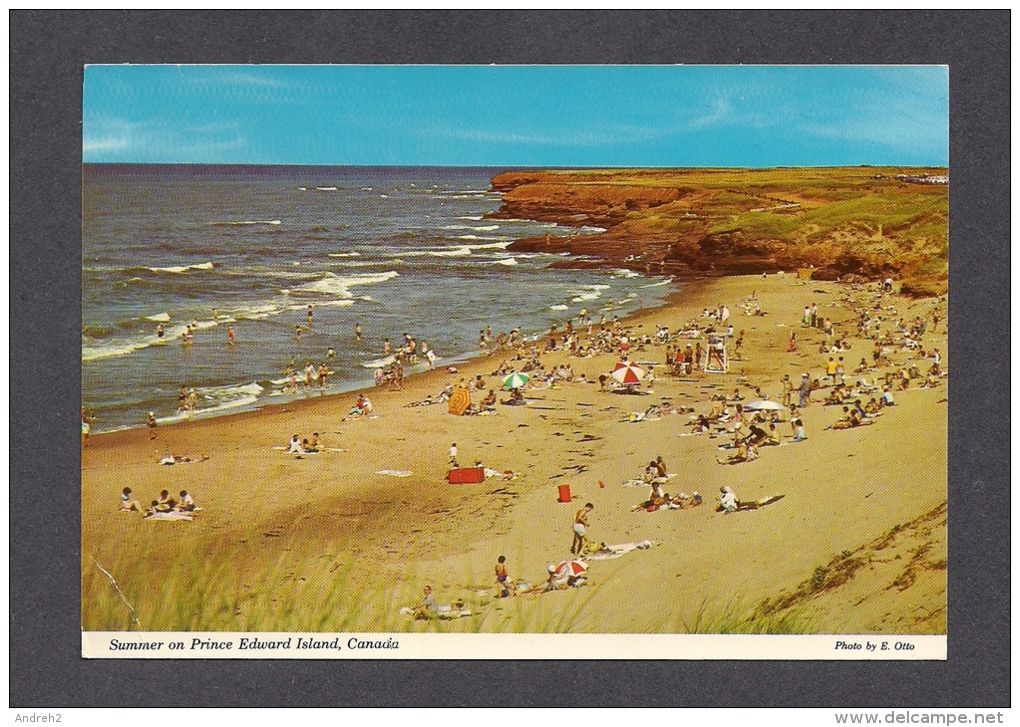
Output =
[{"x1": 447, "y1": 467, "x2": 485, "y2": 484}]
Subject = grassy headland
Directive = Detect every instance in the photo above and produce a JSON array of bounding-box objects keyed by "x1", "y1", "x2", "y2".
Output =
[{"x1": 492, "y1": 167, "x2": 948, "y2": 296}]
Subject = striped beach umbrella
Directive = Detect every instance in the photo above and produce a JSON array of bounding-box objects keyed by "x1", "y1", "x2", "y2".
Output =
[
  {"x1": 501, "y1": 371, "x2": 530, "y2": 390},
  {"x1": 611, "y1": 361, "x2": 645, "y2": 385},
  {"x1": 553, "y1": 559, "x2": 588, "y2": 578}
]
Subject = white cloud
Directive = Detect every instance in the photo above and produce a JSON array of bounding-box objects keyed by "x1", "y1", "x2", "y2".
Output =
[
  {"x1": 82, "y1": 115, "x2": 245, "y2": 161},
  {"x1": 687, "y1": 97, "x2": 733, "y2": 129}
]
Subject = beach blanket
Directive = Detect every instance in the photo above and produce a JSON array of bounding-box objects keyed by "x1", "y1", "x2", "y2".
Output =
[
  {"x1": 376, "y1": 469, "x2": 412, "y2": 477},
  {"x1": 626, "y1": 412, "x2": 661, "y2": 422},
  {"x1": 587, "y1": 540, "x2": 655, "y2": 561},
  {"x1": 484, "y1": 468, "x2": 518, "y2": 480},
  {"x1": 143, "y1": 511, "x2": 194, "y2": 522},
  {"x1": 622, "y1": 474, "x2": 676, "y2": 487},
  {"x1": 399, "y1": 605, "x2": 473, "y2": 620}
]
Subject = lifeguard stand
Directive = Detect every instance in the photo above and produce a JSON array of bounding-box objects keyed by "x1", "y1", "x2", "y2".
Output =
[{"x1": 702, "y1": 335, "x2": 729, "y2": 374}]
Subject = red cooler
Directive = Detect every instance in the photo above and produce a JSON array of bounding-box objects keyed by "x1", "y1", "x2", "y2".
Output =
[{"x1": 447, "y1": 467, "x2": 485, "y2": 484}]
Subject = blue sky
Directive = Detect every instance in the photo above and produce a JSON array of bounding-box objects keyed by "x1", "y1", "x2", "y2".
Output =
[{"x1": 83, "y1": 65, "x2": 948, "y2": 166}]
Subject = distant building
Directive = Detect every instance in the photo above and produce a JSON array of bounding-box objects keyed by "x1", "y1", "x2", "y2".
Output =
[{"x1": 895, "y1": 173, "x2": 948, "y2": 185}]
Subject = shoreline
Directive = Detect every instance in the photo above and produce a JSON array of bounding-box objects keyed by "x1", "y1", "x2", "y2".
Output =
[{"x1": 84, "y1": 272, "x2": 689, "y2": 442}]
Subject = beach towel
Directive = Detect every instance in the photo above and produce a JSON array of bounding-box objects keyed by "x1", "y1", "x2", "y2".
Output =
[
  {"x1": 626, "y1": 412, "x2": 661, "y2": 422},
  {"x1": 622, "y1": 474, "x2": 675, "y2": 487},
  {"x1": 587, "y1": 540, "x2": 654, "y2": 561},
  {"x1": 484, "y1": 468, "x2": 518, "y2": 480},
  {"x1": 399, "y1": 605, "x2": 472, "y2": 619},
  {"x1": 143, "y1": 511, "x2": 194, "y2": 522},
  {"x1": 376, "y1": 469, "x2": 412, "y2": 477}
]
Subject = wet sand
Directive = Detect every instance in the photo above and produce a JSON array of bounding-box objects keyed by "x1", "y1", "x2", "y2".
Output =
[{"x1": 82, "y1": 274, "x2": 948, "y2": 634}]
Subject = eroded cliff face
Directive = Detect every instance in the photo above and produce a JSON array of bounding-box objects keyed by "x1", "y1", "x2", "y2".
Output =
[
  {"x1": 488, "y1": 169, "x2": 948, "y2": 296},
  {"x1": 491, "y1": 178, "x2": 681, "y2": 229}
]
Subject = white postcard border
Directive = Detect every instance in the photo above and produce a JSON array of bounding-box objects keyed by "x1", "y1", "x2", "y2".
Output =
[{"x1": 84, "y1": 632, "x2": 946, "y2": 660}]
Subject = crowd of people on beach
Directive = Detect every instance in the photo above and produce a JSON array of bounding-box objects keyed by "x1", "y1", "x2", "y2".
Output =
[{"x1": 94, "y1": 270, "x2": 948, "y2": 629}]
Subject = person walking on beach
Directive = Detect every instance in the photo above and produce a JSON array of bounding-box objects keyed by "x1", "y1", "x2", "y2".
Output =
[
  {"x1": 147, "y1": 411, "x2": 157, "y2": 440},
  {"x1": 318, "y1": 362, "x2": 329, "y2": 390},
  {"x1": 826, "y1": 357, "x2": 838, "y2": 384},
  {"x1": 810, "y1": 304, "x2": 818, "y2": 329},
  {"x1": 798, "y1": 373, "x2": 812, "y2": 408},
  {"x1": 570, "y1": 503, "x2": 594, "y2": 556},
  {"x1": 449, "y1": 442, "x2": 458, "y2": 468}
]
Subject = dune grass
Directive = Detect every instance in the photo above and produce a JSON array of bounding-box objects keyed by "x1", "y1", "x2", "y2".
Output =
[{"x1": 84, "y1": 537, "x2": 813, "y2": 635}]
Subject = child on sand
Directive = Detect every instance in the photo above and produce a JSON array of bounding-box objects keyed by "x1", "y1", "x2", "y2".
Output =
[
  {"x1": 178, "y1": 490, "x2": 196, "y2": 512},
  {"x1": 119, "y1": 487, "x2": 142, "y2": 512},
  {"x1": 495, "y1": 555, "x2": 511, "y2": 598},
  {"x1": 147, "y1": 412, "x2": 157, "y2": 440}
]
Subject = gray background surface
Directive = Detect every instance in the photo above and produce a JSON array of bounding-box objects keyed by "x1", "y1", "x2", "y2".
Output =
[{"x1": 10, "y1": 10, "x2": 1009, "y2": 707}]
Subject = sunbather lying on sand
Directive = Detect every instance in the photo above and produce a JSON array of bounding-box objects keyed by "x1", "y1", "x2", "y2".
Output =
[
  {"x1": 500, "y1": 388, "x2": 526, "y2": 406},
  {"x1": 158, "y1": 452, "x2": 209, "y2": 465}
]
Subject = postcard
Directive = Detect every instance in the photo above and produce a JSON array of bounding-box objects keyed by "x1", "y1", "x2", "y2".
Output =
[{"x1": 81, "y1": 65, "x2": 948, "y2": 659}]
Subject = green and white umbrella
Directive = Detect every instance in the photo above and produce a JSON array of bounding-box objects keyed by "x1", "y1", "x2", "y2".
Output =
[{"x1": 501, "y1": 371, "x2": 530, "y2": 390}]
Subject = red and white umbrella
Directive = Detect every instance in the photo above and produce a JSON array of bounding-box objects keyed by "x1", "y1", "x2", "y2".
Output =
[
  {"x1": 553, "y1": 559, "x2": 588, "y2": 578},
  {"x1": 611, "y1": 361, "x2": 645, "y2": 385}
]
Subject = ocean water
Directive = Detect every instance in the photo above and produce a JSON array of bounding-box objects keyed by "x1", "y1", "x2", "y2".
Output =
[{"x1": 82, "y1": 165, "x2": 675, "y2": 432}]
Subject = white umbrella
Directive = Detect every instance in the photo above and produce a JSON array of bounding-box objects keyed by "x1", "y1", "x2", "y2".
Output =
[{"x1": 743, "y1": 400, "x2": 785, "y2": 411}]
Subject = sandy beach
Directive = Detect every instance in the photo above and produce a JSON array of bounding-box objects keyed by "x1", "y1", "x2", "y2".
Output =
[{"x1": 82, "y1": 273, "x2": 947, "y2": 634}]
